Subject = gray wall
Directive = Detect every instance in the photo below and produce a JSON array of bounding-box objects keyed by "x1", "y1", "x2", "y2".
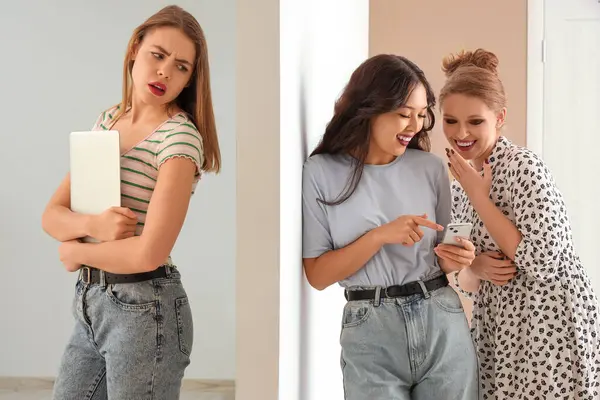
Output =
[{"x1": 0, "y1": 0, "x2": 236, "y2": 380}]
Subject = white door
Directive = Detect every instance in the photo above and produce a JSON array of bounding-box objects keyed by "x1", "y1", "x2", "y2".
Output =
[{"x1": 543, "y1": 0, "x2": 600, "y2": 290}]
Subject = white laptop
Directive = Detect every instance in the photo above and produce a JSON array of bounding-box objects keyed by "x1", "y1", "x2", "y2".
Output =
[{"x1": 70, "y1": 130, "x2": 121, "y2": 242}]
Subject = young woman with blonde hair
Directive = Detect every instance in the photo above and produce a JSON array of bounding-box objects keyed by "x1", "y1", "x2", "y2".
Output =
[
  {"x1": 42, "y1": 5, "x2": 221, "y2": 399},
  {"x1": 441, "y1": 48, "x2": 600, "y2": 399}
]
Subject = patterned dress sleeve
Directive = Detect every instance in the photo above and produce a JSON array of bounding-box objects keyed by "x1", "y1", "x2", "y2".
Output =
[
  {"x1": 509, "y1": 150, "x2": 567, "y2": 281},
  {"x1": 450, "y1": 180, "x2": 462, "y2": 224},
  {"x1": 450, "y1": 180, "x2": 476, "y2": 299}
]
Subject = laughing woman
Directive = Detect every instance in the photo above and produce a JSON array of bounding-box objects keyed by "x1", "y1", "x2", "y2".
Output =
[
  {"x1": 302, "y1": 54, "x2": 479, "y2": 400},
  {"x1": 440, "y1": 48, "x2": 600, "y2": 400}
]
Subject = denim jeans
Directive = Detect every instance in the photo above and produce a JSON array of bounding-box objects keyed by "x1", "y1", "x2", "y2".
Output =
[
  {"x1": 340, "y1": 284, "x2": 479, "y2": 400},
  {"x1": 52, "y1": 266, "x2": 193, "y2": 400}
]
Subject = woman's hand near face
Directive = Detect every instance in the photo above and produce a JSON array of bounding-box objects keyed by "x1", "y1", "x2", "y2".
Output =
[{"x1": 446, "y1": 148, "x2": 492, "y2": 202}]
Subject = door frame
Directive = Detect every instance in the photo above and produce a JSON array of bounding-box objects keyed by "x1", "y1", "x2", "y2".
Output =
[{"x1": 527, "y1": 0, "x2": 545, "y2": 156}]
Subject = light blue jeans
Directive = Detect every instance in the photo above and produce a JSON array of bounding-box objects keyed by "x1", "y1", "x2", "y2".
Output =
[
  {"x1": 340, "y1": 284, "x2": 479, "y2": 400},
  {"x1": 52, "y1": 266, "x2": 193, "y2": 400}
]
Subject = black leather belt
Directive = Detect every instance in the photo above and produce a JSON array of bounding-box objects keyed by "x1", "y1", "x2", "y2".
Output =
[
  {"x1": 79, "y1": 265, "x2": 169, "y2": 285},
  {"x1": 345, "y1": 274, "x2": 449, "y2": 301}
]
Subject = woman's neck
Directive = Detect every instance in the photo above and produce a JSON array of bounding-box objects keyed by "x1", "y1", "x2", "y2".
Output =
[
  {"x1": 129, "y1": 93, "x2": 168, "y2": 124},
  {"x1": 364, "y1": 146, "x2": 397, "y2": 165},
  {"x1": 472, "y1": 140, "x2": 497, "y2": 171}
]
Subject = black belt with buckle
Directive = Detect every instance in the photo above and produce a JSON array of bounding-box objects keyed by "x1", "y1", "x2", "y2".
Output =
[
  {"x1": 79, "y1": 265, "x2": 169, "y2": 285},
  {"x1": 345, "y1": 274, "x2": 449, "y2": 301}
]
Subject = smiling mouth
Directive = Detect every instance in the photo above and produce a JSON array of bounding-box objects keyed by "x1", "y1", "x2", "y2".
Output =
[
  {"x1": 455, "y1": 139, "x2": 476, "y2": 151},
  {"x1": 397, "y1": 134, "x2": 413, "y2": 146}
]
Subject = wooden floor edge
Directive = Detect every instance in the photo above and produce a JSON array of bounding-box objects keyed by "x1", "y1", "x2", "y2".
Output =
[{"x1": 0, "y1": 377, "x2": 235, "y2": 392}]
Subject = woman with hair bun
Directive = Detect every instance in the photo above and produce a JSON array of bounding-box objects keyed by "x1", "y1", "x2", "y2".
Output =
[{"x1": 439, "y1": 48, "x2": 600, "y2": 399}]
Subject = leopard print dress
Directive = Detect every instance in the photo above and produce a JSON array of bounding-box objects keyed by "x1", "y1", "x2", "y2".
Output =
[{"x1": 452, "y1": 136, "x2": 600, "y2": 399}]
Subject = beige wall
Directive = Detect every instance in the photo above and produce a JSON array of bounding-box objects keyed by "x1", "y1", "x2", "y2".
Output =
[
  {"x1": 236, "y1": 0, "x2": 280, "y2": 398},
  {"x1": 369, "y1": 0, "x2": 528, "y2": 318}
]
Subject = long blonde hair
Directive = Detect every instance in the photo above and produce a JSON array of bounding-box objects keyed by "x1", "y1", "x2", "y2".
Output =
[{"x1": 115, "y1": 5, "x2": 221, "y2": 173}]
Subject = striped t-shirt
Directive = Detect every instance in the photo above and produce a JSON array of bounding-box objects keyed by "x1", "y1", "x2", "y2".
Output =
[{"x1": 92, "y1": 105, "x2": 204, "y2": 236}]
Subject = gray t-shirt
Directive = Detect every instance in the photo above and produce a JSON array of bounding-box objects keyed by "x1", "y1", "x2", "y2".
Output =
[{"x1": 302, "y1": 149, "x2": 451, "y2": 288}]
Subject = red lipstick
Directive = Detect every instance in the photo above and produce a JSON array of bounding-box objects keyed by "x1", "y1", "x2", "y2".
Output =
[{"x1": 148, "y1": 81, "x2": 167, "y2": 97}]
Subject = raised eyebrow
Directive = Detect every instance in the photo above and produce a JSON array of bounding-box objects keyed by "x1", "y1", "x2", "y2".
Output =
[{"x1": 152, "y1": 45, "x2": 192, "y2": 66}]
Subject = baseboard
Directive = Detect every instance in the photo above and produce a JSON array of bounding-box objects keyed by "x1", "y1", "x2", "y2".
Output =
[
  {"x1": 181, "y1": 379, "x2": 235, "y2": 392},
  {"x1": 0, "y1": 377, "x2": 234, "y2": 392},
  {"x1": 0, "y1": 377, "x2": 53, "y2": 391}
]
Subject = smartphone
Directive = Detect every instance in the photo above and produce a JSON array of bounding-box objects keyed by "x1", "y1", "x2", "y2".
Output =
[{"x1": 441, "y1": 222, "x2": 473, "y2": 247}]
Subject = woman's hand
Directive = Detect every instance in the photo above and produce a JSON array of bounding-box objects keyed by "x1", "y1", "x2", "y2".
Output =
[
  {"x1": 375, "y1": 214, "x2": 444, "y2": 246},
  {"x1": 435, "y1": 237, "x2": 476, "y2": 273},
  {"x1": 446, "y1": 148, "x2": 492, "y2": 201},
  {"x1": 59, "y1": 240, "x2": 83, "y2": 272},
  {"x1": 87, "y1": 207, "x2": 138, "y2": 242},
  {"x1": 469, "y1": 251, "x2": 518, "y2": 286}
]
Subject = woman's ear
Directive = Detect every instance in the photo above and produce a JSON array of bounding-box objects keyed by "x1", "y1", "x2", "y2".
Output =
[{"x1": 496, "y1": 107, "x2": 507, "y2": 128}]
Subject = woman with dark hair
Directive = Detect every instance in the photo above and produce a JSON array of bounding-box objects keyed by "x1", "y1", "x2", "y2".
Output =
[{"x1": 302, "y1": 54, "x2": 479, "y2": 399}]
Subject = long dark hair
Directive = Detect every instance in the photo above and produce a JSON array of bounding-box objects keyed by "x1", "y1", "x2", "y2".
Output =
[{"x1": 311, "y1": 54, "x2": 436, "y2": 206}]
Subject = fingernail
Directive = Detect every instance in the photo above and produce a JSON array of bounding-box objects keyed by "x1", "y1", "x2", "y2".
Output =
[
  {"x1": 445, "y1": 148, "x2": 450, "y2": 153},
  {"x1": 447, "y1": 162, "x2": 451, "y2": 168},
  {"x1": 485, "y1": 158, "x2": 489, "y2": 164},
  {"x1": 450, "y1": 149, "x2": 455, "y2": 154}
]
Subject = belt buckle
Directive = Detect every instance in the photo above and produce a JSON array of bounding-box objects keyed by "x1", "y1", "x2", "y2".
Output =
[
  {"x1": 81, "y1": 267, "x2": 91, "y2": 284},
  {"x1": 382, "y1": 286, "x2": 389, "y2": 299}
]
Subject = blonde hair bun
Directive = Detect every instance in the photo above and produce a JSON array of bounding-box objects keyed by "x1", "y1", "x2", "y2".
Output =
[{"x1": 442, "y1": 48, "x2": 499, "y2": 77}]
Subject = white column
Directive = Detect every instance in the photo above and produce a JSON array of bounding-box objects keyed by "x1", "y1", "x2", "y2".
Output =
[{"x1": 237, "y1": 1, "x2": 369, "y2": 399}]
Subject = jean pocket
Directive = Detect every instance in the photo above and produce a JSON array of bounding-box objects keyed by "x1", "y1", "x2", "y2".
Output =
[
  {"x1": 341, "y1": 301, "x2": 372, "y2": 328},
  {"x1": 175, "y1": 297, "x2": 194, "y2": 356},
  {"x1": 106, "y1": 282, "x2": 156, "y2": 312},
  {"x1": 431, "y1": 286, "x2": 464, "y2": 313}
]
